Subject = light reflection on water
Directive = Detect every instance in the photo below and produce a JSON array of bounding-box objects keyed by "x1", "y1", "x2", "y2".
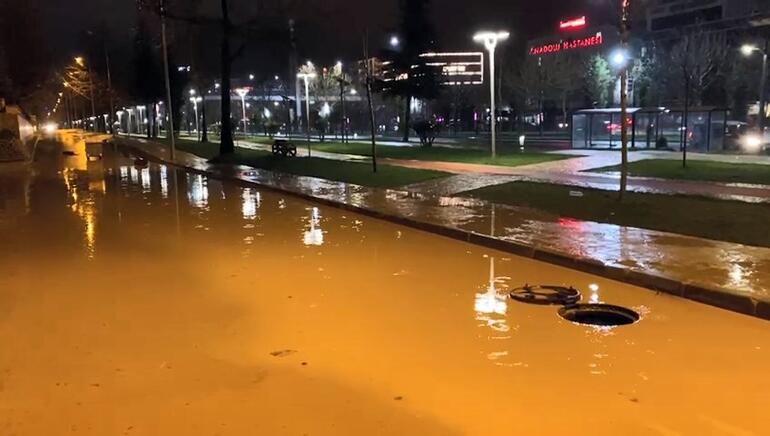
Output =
[
  {"x1": 241, "y1": 188, "x2": 261, "y2": 220},
  {"x1": 160, "y1": 165, "x2": 169, "y2": 199},
  {"x1": 474, "y1": 256, "x2": 510, "y2": 333},
  {"x1": 303, "y1": 206, "x2": 324, "y2": 246},
  {"x1": 187, "y1": 174, "x2": 209, "y2": 209}
]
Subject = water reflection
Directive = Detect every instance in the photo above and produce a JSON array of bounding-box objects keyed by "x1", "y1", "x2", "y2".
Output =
[
  {"x1": 62, "y1": 167, "x2": 99, "y2": 259},
  {"x1": 588, "y1": 283, "x2": 601, "y2": 304},
  {"x1": 187, "y1": 174, "x2": 209, "y2": 209},
  {"x1": 0, "y1": 169, "x2": 31, "y2": 222},
  {"x1": 141, "y1": 167, "x2": 151, "y2": 193},
  {"x1": 241, "y1": 189, "x2": 261, "y2": 220},
  {"x1": 160, "y1": 165, "x2": 169, "y2": 199},
  {"x1": 303, "y1": 206, "x2": 324, "y2": 246},
  {"x1": 474, "y1": 256, "x2": 509, "y2": 333}
]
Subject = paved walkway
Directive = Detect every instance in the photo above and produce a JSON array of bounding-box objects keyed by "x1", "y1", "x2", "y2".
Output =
[
  {"x1": 113, "y1": 134, "x2": 770, "y2": 321},
  {"x1": 223, "y1": 136, "x2": 770, "y2": 201}
]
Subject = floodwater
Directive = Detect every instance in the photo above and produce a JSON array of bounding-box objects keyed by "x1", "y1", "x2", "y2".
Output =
[{"x1": 1, "y1": 137, "x2": 769, "y2": 435}]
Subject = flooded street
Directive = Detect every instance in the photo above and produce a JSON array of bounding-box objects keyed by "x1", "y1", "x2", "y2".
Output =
[{"x1": 1, "y1": 137, "x2": 770, "y2": 435}]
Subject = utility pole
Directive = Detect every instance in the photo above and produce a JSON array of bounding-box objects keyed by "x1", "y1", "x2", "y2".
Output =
[
  {"x1": 289, "y1": 19, "x2": 301, "y2": 135},
  {"x1": 740, "y1": 40, "x2": 768, "y2": 135},
  {"x1": 682, "y1": 34, "x2": 691, "y2": 169},
  {"x1": 339, "y1": 79, "x2": 347, "y2": 144},
  {"x1": 619, "y1": 0, "x2": 631, "y2": 200},
  {"x1": 159, "y1": 0, "x2": 176, "y2": 159},
  {"x1": 104, "y1": 42, "x2": 115, "y2": 134},
  {"x1": 363, "y1": 30, "x2": 377, "y2": 173}
]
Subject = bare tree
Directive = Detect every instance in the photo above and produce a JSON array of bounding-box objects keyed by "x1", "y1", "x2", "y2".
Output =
[{"x1": 670, "y1": 31, "x2": 728, "y2": 167}]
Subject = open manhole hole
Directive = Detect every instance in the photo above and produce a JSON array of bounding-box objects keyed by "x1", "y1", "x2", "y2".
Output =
[
  {"x1": 559, "y1": 304, "x2": 640, "y2": 327},
  {"x1": 510, "y1": 285, "x2": 581, "y2": 306}
]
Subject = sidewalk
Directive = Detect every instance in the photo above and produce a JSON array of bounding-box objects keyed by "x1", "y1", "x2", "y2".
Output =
[
  {"x1": 230, "y1": 136, "x2": 770, "y2": 202},
  {"x1": 116, "y1": 135, "x2": 770, "y2": 321}
]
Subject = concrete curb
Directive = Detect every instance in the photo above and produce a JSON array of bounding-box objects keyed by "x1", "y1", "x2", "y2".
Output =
[{"x1": 118, "y1": 140, "x2": 769, "y2": 322}]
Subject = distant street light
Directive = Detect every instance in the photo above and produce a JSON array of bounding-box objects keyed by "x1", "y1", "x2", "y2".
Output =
[
  {"x1": 742, "y1": 42, "x2": 769, "y2": 132},
  {"x1": 610, "y1": 49, "x2": 629, "y2": 68},
  {"x1": 297, "y1": 71, "x2": 317, "y2": 156},
  {"x1": 473, "y1": 30, "x2": 509, "y2": 158},
  {"x1": 235, "y1": 88, "x2": 250, "y2": 136},
  {"x1": 249, "y1": 73, "x2": 255, "y2": 80},
  {"x1": 189, "y1": 96, "x2": 202, "y2": 140},
  {"x1": 126, "y1": 108, "x2": 134, "y2": 137},
  {"x1": 390, "y1": 35, "x2": 400, "y2": 48},
  {"x1": 116, "y1": 110, "x2": 124, "y2": 133},
  {"x1": 136, "y1": 105, "x2": 147, "y2": 135}
]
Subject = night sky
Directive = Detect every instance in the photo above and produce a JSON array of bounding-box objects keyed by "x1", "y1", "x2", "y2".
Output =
[
  {"x1": 32, "y1": 0, "x2": 611, "y2": 63},
  {"x1": 2, "y1": 0, "x2": 620, "y2": 97}
]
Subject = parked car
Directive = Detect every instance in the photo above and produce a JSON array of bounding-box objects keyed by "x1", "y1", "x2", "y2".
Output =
[{"x1": 724, "y1": 121, "x2": 770, "y2": 153}]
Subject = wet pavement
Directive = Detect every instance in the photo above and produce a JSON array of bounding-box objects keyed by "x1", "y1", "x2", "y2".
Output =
[
  {"x1": 231, "y1": 136, "x2": 770, "y2": 202},
  {"x1": 119, "y1": 134, "x2": 770, "y2": 309},
  {"x1": 2, "y1": 135, "x2": 770, "y2": 435}
]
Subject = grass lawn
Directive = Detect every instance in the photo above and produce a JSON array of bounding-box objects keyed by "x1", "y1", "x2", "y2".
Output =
[
  {"x1": 297, "y1": 141, "x2": 572, "y2": 167},
  {"x1": 172, "y1": 139, "x2": 449, "y2": 189},
  {"x1": 465, "y1": 181, "x2": 770, "y2": 247},
  {"x1": 591, "y1": 159, "x2": 770, "y2": 185}
]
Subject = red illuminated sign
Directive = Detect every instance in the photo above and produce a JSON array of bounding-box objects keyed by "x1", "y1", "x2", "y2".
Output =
[
  {"x1": 529, "y1": 32, "x2": 604, "y2": 56},
  {"x1": 559, "y1": 16, "x2": 587, "y2": 31}
]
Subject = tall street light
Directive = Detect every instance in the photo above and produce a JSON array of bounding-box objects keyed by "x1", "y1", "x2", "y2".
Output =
[
  {"x1": 235, "y1": 88, "x2": 250, "y2": 136},
  {"x1": 742, "y1": 42, "x2": 768, "y2": 133},
  {"x1": 75, "y1": 56, "x2": 97, "y2": 129},
  {"x1": 159, "y1": 0, "x2": 176, "y2": 159},
  {"x1": 190, "y1": 95, "x2": 202, "y2": 141},
  {"x1": 473, "y1": 31, "x2": 509, "y2": 158},
  {"x1": 297, "y1": 71, "x2": 316, "y2": 156}
]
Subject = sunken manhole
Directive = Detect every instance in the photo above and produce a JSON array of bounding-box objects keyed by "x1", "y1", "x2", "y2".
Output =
[
  {"x1": 510, "y1": 285, "x2": 581, "y2": 306},
  {"x1": 558, "y1": 304, "x2": 640, "y2": 327}
]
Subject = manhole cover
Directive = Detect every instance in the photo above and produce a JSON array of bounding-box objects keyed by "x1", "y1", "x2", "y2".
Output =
[
  {"x1": 510, "y1": 285, "x2": 581, "y2": 306},
  {"x1": 558, "y1": 304, "x2": 640, "y2": 327}
]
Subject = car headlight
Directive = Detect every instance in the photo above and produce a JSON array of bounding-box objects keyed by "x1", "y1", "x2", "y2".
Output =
[{"x1": 744, "y1": 135, "x2": 762, "y2": 151}]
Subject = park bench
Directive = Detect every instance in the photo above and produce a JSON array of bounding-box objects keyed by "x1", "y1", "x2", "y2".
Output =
[{"x1": 272, "y1": 139, "x2": 297, "y2": 157}]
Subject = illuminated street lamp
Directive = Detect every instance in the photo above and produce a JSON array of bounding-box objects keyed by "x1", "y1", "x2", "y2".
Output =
[
  {"x1": 297, "y1": 70, "x2": 317, "y2": 156},
  {"x1": 610, "y1": 49, "x2": 629, "y2": 68},
  {"x1": 126, "y1": 108, "x2": 134, "y2": 137},
  {"x1": 473, "y1": 30, "x2": 509, "y2": 158},
  {"x1": 235, "y1": 87, "x2": 250, "y2": 135},
  {"x1": 189, "y1": 96, "x2": 202, "y2": 140},
  {"x1": 136, "y1": 105, "x2": 147, "y2": 135},
  {"x1": 116, "y1": 110, "x2": 124, "y2": 133},
  {"x1": 390, "y1": 35, "x2": 400, "y2": 48},
  {"x1": 742, "y1": 43, "x2": 769, "y2": 132}
]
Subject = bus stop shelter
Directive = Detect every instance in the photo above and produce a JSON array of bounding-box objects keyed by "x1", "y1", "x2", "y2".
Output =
[{"x1": 571, "y1": 107, "x2": 727, "y2": 152}]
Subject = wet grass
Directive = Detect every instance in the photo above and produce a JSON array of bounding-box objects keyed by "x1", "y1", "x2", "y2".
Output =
[
  {"x1": 305, "y1": 141, "x2": 571, "y2": 167},
  {"x1": 464, "y1": 181, "x2": 770, "y2": 247},
  {"x1": 173, "y1": 139, "x2": 449, "y2": 189},
  {"x1": 591, "y1": 159, "x2": 770, "y2": 185}
]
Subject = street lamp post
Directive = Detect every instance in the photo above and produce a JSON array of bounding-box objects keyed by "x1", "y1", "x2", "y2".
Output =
[
  {"x1": 126, "y1": 108, "x2": 134, "y2": 137},
  {"x1": 75, "y1": 56, "x2": 97, "y2": 131},
  {"x1": 190, "y1": 96, "x2": 201, "y2": 141},
  {"x1": 235, "y1": 88, "x2": 250, "y2": 136},
  {"x1": 159, "y1": 0, "x2": 176, "y2": 159},
  {"x1": 473, "y1": 31, "x2": 509, "y2": 158},
  {"x1": 742, "y1": 41, "x2": 769, "y2": 132},
  {"x1": 297, "y1": 71, "x2": 316, "y2": 156},
  {"x1": 116, "y1": 110, "x2": 124, "y2": 133}
]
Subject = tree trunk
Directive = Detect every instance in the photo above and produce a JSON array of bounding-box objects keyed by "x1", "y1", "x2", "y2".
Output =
[
  {"x1": 219, "y1": 0, "x2": 235, "y2": 155},
  {"x1": 402, "y1": 96, "x2": 411, "y2": 142},
  {"x1": 147, "y1": 103, "x2": 152, "y2": 139}
]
